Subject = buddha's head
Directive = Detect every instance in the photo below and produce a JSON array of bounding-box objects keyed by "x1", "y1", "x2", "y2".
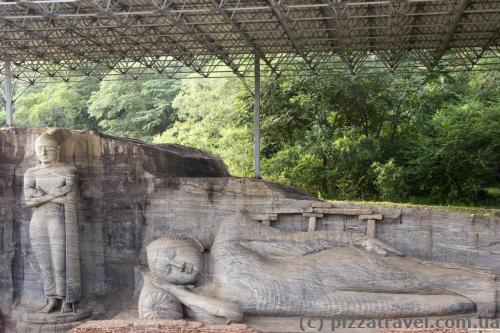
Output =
[
  {"x1": 35, "y1": 131, "x2": 60, "y2": 165},
  {"x1": 146, "y1": 235, "x2": 204, "y2": 285}
]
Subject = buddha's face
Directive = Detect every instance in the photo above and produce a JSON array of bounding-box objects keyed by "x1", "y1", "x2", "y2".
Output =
[
  {"x1": 147, "y1": 238, "x2": 203, "y2": 285},
  {"x1": 35, "y1": 144, "x2": 59, "y2": 164},
  {"x1": 35, "y1": 134, "x2": 60, "y2": 165}
]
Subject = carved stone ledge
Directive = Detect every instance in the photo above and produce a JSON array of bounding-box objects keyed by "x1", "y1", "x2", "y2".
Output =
[
  {"x1": 69, "y1": 320, "x2": 261, "y2": 333},
  {"x1": 359, "y1": 214, "x2": 383, "y2": 220},
  {"x1": 23, "y1": 309, "x2": 92, "y2": 324},
  {"x1": 313, "y1": 208, "x2": 372, "y2": 215},
  {"x1": 16, "y1": 319, "x2": 89, "y2": 333}
]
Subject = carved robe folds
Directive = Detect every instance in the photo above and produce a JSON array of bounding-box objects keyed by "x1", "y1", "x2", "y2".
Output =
[{"x1": 24, "y1": 165, "x2": 81, "y2": 303}]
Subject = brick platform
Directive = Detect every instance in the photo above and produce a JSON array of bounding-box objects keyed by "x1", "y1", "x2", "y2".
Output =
[
  {"x1": 69, "y1": 319, "x2": 261, "y2": 333},
  {"x1": 380, "y1": 328, "x2": 472, "y2": 333},
  {"x1": 380, "y1": 329, "x2": 498, "y2": 333}
]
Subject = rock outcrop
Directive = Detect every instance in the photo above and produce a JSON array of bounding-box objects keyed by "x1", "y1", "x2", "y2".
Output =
[{"x1": 0, "y1": 128, "x2": 318, "y2": 331}]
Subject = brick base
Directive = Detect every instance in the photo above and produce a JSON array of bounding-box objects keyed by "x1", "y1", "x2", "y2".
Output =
[
  {"x1": 69, "y1": 319, "x2": 261, "y2": 333},
  {"x1": 381, "y1": 329, "x2": 486, "y2": 333}
]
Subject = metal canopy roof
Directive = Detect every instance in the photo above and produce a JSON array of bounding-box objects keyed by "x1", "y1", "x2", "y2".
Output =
[{"x1": 0, "y1": 0, "x2": 499, "y2": 82}]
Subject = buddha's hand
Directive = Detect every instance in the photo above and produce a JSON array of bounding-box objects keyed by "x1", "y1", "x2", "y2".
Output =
[
  {"x1": 354, "y1": 237, "x2": 403, "y2": 256},
  {"x1": 153, "y1": 280, "x2": 182, "y2": 294},
  {"x1": 51, "y1": 196, "x2": 66, "y2": 204},
  {"x1": 25, "y1": 187, "x2": 44, "y2": 197},
  {"x1": 54, "y1": 184, "x2": 73, "y2": 197}
]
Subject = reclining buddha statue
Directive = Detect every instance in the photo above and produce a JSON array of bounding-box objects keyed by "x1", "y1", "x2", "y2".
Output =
[{"x1": 139, "y1": 214, "x2": 496, "y2": 324}]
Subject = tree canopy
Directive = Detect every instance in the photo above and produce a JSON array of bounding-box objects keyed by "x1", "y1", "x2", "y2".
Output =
[{"x1": 1, "y1": 66, "x2": 498, "y2": 206}]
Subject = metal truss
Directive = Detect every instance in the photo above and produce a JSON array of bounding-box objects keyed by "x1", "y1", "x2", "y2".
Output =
[
  {"x1": 1, "y1": 49, "x2": 499, "y2": 84},
  {"x1": 0, "y1": 0, "x2": 499, "y2": 82}
]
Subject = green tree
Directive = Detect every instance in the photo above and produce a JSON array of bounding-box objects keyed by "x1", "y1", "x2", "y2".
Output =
[
  {"x1": 88, "y1": 76, "x2": 181, "y2": 141},
  {"x1": 3, "y1": 62, "x2": 498, "y2": 207},
  {"x1": 11, "y1": 79, "x2": 99, "y2": 130},
  {"x1": 403, "y1": 98, "x2": 500, "y2": 204},
  {"x1": 259, "y1": 69, "x2": 434, "y2": 200},
  {"x1": 155, "y1": 76, "x2": 254, "y2": 176},
  {"x1": 259, "y1": 68, "x2": 499, "y2": 205}
]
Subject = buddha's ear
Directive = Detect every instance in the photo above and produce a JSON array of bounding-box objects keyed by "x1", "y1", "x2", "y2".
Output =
[{"x1": 180, "y1": 234, "x2": 204, "y2": 252}]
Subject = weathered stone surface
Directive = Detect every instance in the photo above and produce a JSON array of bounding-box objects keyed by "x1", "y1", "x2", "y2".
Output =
[
  {"x1": 14, "y1": 319, "x2": 90, "y2": 333},
  {"x1": 310, "y1": 202, "x2": 332, "y2": 208},
  {"x1": 313, "y1": 208, "x2": 372, "y2": 215},
  {"x1": 307, "y1": 216, "x2": 317, "y2": 231},
  {"x1": 359, "y1": 214, "x2": 383, "y2": 220},
  {"x1": 366, "y1": 219, "x2": 377, "y2": 237},
  {"x1": 327, "y1": 203, "x2": 500, "y2": 275},
  {"x1": 140, "y1": 214, "x2": 495, "y2": 322},
  {"x1": 0, "y1": 128, "x2": 318, "y2": 331},
  {"x1": 69, "y1": 319, "x2": 260, "y2": 333},
  {"x1": 302, "y1": 213, "x2": 323, "y2": 218},
  {"x1": 24, "y1": 129, "x2": 83, "y2": 316},
  {"x1": 250, "y1": 213, "x2": 278, "y2": 221},
  {"x1": 143, "y1": 178, "x2": 319, "y2": 249},
  {"x1": 0, "y1": 128, "x2": 232, "y2": 319},
  {"x1": 23, "y1": 309, "x2": 92, "y2": 324}
]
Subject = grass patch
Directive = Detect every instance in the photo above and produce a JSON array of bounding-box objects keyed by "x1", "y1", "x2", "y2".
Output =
[{"x1": 329, "y1": 199, "x2": 500, "y2": 217}]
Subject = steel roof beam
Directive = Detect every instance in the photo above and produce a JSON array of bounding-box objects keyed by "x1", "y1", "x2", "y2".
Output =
[
  {"x1": 7, "y1": 2, "x2": 125, "y2": 80},
  {"x1": 467, "y1": 27, "x2": 500, "y2": 67},
  {"x1": 74, "y1": 0, "x2": 208, "y2": 76},
  {"x1": 151, "y1": 1, "x2": 250, "y2": 80},
  {"x1": 433, "y1": 0, "x2": 471, "y2": 66},
  {"x1": 316, "y1": 0, "x2": 341, "y2": 50},
  {"x1": 11, "y1": 1, "x2": 209, "y2": 77},
  {"x1": 210, "y1": 0, "x2": 278, "y2": 75},
  {"x1": 6, "y1": 1, "x2": 198, "y2": 79},
  {"x1": 0, "y1": 0, "x2": 498, "y2": 80},
  {"x1": 265, "y1": 0, "x2": 316, "y2": 73},
  {"x1": 0, "y1": 18, "x2": 101, "y2": 78},
  {"x1": 3, "y1": 9, "x2": 488, "y2": 21},
  {"x1": 1, "y1": 22, "x2": 496, "y2": 37},
  {"x1": 1, "y1": 29, "x2": 495, "y2": 45}
]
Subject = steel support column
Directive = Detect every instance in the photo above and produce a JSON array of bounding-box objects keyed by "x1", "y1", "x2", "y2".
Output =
[
  {"x1": 254, "y1": 54, "x2": 261, "y2": 179},
  {"x1": 3, "y1": 60, "x2": 14, "y2": 126}
]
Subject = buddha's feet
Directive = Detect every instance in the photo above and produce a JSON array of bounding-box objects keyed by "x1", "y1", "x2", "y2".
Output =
[
  {"x1": 448, "y1": 272, "x2": 496, "y2": 318},
  {"x1": 39, "y1": 298, "x2": 58, "y2": 314},
  {"x1": 61, "y1": 301, "x2": 74, "y2": 313}
]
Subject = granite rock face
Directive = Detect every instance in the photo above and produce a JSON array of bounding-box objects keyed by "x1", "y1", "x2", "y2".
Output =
[
  {"x1": 0, "y1": 128, "x2": 317, "y2": 330},
  {"x1": 139, "y1": 214, "x2": 496, "y2": 322},
  {"x1": 0, "y1": 128, "x2": 499, "y2": 331},
  {"x1": 0, "y1": 128, "x2": 231, "y2": 322}
]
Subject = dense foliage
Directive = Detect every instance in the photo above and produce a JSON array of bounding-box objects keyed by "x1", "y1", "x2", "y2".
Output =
[
  {"x1": 1, "y1": 68, "x2": 498, "y2": 206},
  {"x1": 256, "y1": 71, "x2": 500, "y2": 205}
]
